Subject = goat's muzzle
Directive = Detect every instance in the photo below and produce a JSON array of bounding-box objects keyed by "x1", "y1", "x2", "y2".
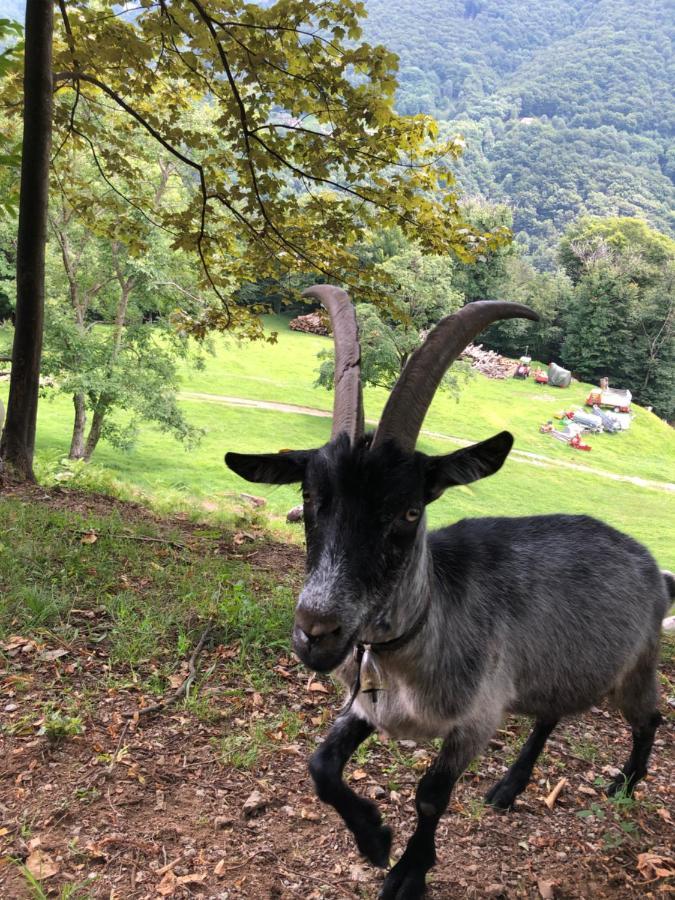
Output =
[{"x1": 293, "y1": 605, "x2": 353, "y2": 673}]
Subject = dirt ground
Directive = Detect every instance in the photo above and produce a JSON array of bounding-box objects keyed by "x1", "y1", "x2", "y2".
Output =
[{"x1": 0, "y1": 489, "x2": 673, "y2": 899}]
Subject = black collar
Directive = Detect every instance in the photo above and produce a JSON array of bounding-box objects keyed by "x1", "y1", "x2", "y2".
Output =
[
  {"x1": 345, "y1": 598, "x2": 431, "y2": 709},
  {"x1": 363, "y1": 597, "x2": 431, "y2": 654}
]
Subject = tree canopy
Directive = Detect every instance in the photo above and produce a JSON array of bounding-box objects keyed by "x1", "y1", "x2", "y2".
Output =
[{"x1": 33, "y1": 0, "x2": 506, "y2": 335}]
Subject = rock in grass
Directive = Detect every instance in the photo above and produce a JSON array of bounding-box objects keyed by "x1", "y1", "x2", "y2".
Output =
[
  {"x1": 243, "y1": 790, "x2": 266, "y2": 817},
  {"x1": 286, "y1": 505, "x2": 303, "y2": 523}
]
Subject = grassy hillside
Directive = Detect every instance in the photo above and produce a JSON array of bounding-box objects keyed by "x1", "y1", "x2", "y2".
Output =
[{"x1": 4, "y1": 316, "x2": 673, "y2": 569}]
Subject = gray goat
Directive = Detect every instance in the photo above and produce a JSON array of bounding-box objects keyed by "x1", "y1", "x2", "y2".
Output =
[{"x1": 226, "y1": 286, "x2": 671, "y2": 900}]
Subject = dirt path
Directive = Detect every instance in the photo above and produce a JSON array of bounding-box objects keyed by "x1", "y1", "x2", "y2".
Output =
[{"x1": 181, "y1": 391, "x2": 675, "y2": 494}]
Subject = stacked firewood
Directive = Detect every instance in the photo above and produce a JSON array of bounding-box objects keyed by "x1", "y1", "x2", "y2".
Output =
[
  {"x1": 460, "y1": 343, "x2": 518, "y2": 379},
  {"x1": 289, "y1": 312, "x2": 330, "y2": 336}
]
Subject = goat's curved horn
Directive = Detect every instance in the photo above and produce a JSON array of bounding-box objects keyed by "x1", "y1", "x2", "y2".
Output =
[
  {"x1": 302, "y1": 285, "x2": 364, "y2": 444},
  {"x1": 371, "y1": 300, "x2": 539, "y2": 453}
]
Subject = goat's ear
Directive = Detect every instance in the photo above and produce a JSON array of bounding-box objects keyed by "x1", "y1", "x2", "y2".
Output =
[
  {"x1": 225, "y1": 450, "x2": 312, "y2": 484},
  {"x1": 424, "y1": 431, "x2": 513, "y2": 502}
]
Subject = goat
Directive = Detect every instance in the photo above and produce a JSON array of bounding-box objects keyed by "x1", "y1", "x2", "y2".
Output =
[{"x1": 226, "y1": 286, "x2": 670, "y2": 900}]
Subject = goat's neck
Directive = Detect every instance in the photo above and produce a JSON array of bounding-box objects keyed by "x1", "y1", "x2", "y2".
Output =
[{"x1": 365, "y1": 519, "x2": 433, "y2": 643}]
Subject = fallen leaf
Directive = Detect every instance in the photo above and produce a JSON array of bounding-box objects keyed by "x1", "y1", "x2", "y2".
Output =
[
  {"x1": 538, "y1": 879, "x2": 557, "y2": 899},
  {"x1": 308, "y1": 681, "x2": 328, "y2": 694},
  {"x1": 300, "y1": 807, "x2": 321, "y2": 822},
  {"x1": 25, "y1": 850, "x2": 59, "y2": 880},
  {"x1": 157, "y1": 869, "x2": 177, "y2": 896},
  {"x1": 214, "y1": 859, "x2": 226, "y2": 877},
  {"x1": 177, "y1": 873, "x2": 206, "y2": 886},
  {"x1": 637, "y1": 852, "x2": 675, "y2": 882},
  {"x1": 80, "y1": 531, "x2": 98, "y2": 545},
  {"x1": 39, "y1": 648, "x2": 68, "y2": 662},
  {"x1": 577, "y1": 785, "x2": 597, "y2": 797},
  {"x1": 351, "y1": 769, "x2": 368, "y2": 781}
]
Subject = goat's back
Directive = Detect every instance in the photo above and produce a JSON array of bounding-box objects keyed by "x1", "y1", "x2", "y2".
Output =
[{"x1": 429, "y1": 514, "x2": 668, "y2": 718}]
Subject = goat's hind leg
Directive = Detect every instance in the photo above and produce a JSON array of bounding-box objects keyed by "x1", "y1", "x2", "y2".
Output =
[
  {"x1": 485, "y1": 718, "x2": 557, "y2": 811},
  {"x1": 608, "y1": 654, "x2": 662, "y2": 797},
  {"x1": 309, "y1": 712, "x2": 392, "y2": 867}
]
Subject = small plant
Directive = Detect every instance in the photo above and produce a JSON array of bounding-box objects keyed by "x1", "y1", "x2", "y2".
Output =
[
  {"x1": 576, "y1": 791, "x2": 641, "y2": 849},
  {"x1": 350, "y1": 734, "x2": 375, "y2": 767},
  {"x1": 95, "y1": 745, "x2": 129, "y2": 767},
  {"x1": 18, "y1": 861, "x2": 93, "y2": 900},
  {"x1": 275, "y1": 707, "x2": 304, "y2": 743},
  {"x1": 183, "y1": 688, "x2": 223, "y2": 723},
  {"x1": 216, "y1": 719, "x2": 273, "y2": 770},
  {"x1": 460, "y1": 797, "x2": 487, "y2": 821},
  {"x1": 39, "y1": 710, "x2": 85, "y2": 745},
  {"x1": 74, "y1": 786, "x2": 101, "y2": 805},
  {"x1": 567, "y1": 734, "x2": 600, "y2": 762}
]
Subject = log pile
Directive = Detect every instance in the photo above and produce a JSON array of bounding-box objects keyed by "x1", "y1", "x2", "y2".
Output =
[
  {"x1": 460, "y1": 343, "x2": 518, "y2": 379},
  {"x1": 289, "y1": 312, "x2": 330, "y2": 336}
]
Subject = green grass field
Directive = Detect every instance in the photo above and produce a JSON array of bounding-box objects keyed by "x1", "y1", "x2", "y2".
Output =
[{"x1": 1, "y1": 314, "x2": 674, "y2": 569}]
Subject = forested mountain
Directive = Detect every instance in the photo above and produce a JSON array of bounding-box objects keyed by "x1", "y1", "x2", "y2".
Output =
[{"x1": 363, "y1": 0, "x2": 675, "y2": 266}]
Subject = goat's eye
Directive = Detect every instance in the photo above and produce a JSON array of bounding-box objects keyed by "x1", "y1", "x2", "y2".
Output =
[{"x1": 404, "y1": 508, "x2": 421, "y2": 523}]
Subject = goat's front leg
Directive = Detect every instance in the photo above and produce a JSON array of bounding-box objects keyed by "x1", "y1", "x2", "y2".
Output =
[
  {"x1": 380, "y1": 717, "x2": 497, "y2": 900},
  {"x1": 309, "y1": 712, "x2": 392, "y2": 867}
]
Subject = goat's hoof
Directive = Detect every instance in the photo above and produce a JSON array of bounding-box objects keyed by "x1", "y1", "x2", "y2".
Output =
[
  {"x1": 358, "y1": 824, "x2": 392, "y2": 869},
  {"x1": 379, "y1": 860, "x2": 427, "y2": 899},
  {"x1": 484, "y1": 781, "x2": 517, "y2": 811}
]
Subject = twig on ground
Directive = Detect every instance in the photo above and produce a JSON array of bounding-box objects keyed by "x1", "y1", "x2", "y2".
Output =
[
  {"x1": 72, "y1": 527, "x2": 187, "y2": 551},
  {"x1": 156, "y1": 852, "x2": 186, "y2": 876},
  {"x1": 545, "y1": 776, "x2": 568, "y2": 810},
  {"x1": 134, "y1": 624, "x2": 213, "y2": 718}
]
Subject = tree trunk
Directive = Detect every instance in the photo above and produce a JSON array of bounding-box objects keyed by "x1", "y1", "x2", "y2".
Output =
[
  {"x1": 79, "y1": 248, "x2": 133, "y2": 464},
  {"x1": 0, "y1": 0, "x2": 53, "y2": 481},
  {"x1": 68, "y1": 393, "x2": 87, "y2": 459},
  {"x1": 83, "y1": 400, "x2": 106, "y2": 462}
]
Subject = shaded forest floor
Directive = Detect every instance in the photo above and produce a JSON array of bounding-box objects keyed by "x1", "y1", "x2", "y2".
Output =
[{"x1": 0, "y1": 485, "x2": 673, "y2": 899}]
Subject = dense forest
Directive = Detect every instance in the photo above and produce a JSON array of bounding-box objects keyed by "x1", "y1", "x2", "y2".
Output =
[{"x1": 362, "y1": 0, "x2": 675, "y2": 266}]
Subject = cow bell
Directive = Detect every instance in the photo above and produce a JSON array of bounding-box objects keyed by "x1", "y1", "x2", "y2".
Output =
[{"x1": 359, "y1": 644, "x2": 385, "y2": 702}]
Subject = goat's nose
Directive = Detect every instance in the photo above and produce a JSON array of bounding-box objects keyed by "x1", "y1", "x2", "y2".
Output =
[{"x1": 295, "y1": 606, "x2": 341, "y2": 640}]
